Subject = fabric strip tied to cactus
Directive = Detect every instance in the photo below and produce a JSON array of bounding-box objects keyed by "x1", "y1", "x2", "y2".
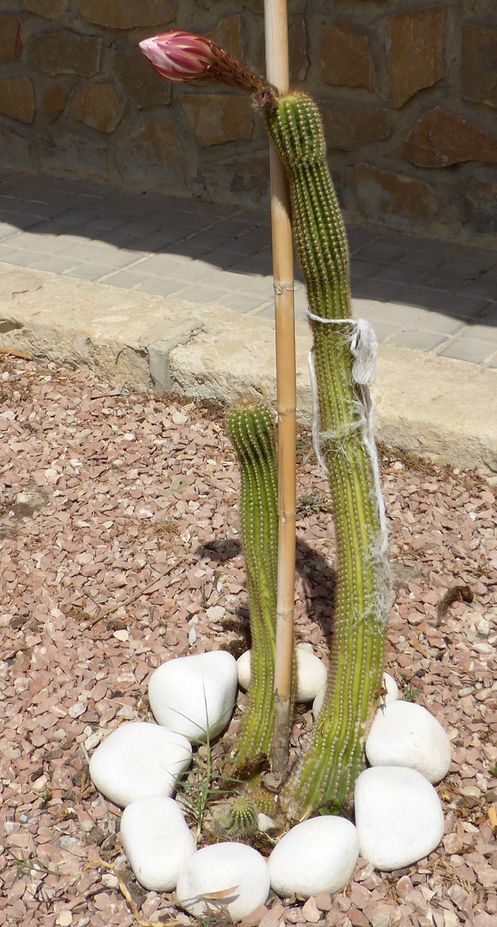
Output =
[{"x1": 306, "y1": 312, "x2": 389, "y2": 564}]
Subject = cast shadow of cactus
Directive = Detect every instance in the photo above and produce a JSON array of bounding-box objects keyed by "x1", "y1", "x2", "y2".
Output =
[{"x1": 195, "y1": 536, "x2": 336, "y2": 649}]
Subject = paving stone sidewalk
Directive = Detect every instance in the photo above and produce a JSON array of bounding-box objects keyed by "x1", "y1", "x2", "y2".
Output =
[{"x1": 0, "y1": 170, "x2": 496, "y2": 368}]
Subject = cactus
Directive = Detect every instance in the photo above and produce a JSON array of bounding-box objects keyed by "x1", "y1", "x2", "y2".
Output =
[
  {"x1": 224, "y1": 795, "x2": 258, "y2": 838},
  {"x1": 263, "y1": 93, "x2": 392, "y2": 820},
  {"x1": 139, "y1": 30, "x2": 392, "y2": 822},
  {"x1": 225, "y1": 400, "x2": 283, "y2": 768}
]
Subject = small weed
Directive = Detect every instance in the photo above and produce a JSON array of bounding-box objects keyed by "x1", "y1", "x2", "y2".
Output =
[
  {"x1": 8, "y1": 850, "x2": 63, "y2": 879},
  {"x1": 318, "y1": 800, "x2": 348, "y2": 818},
  {"x1": 154, "y1": 520, "x2": 179, "y2": 539},
  {"x1": 297, "y1": 492, "x2": 333, "y2": 516},
  {"x1": 403, "y1": 685, "x2": 419, "y2": 702}
]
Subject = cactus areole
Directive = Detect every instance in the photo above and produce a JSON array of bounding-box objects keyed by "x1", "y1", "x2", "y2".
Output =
[{"x1": 139, "y1": 33, "x2": 392, "y2": 820}]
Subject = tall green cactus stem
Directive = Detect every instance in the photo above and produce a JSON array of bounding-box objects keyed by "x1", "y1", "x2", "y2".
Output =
[
  {"x1": 264, "y1": 93, "x2": 392, "y2": 819},
  {"x1": 225, "y1": 401, "x2": 281, "y2": 768}
]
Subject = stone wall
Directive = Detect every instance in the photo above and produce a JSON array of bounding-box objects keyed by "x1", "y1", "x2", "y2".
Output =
[{"x1": 1, "y1": 1, "x2": 497, "y2": 244}]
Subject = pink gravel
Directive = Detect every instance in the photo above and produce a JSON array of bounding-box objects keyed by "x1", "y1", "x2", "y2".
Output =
[{"x1": 0, "y1": 357, "x2": 496, "y2": 927}]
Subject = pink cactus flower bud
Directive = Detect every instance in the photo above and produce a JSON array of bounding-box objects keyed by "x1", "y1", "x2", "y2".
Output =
[
  {"x1": 139, "y1": 29, "x2": 276, "y2": 102},
  {"x1": 139, "y1": 31, "x2": 215, "y2": 83}
]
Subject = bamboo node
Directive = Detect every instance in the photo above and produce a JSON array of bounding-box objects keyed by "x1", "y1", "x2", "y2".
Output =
[{"x1": 273, "y1": 282, "x2": 295, "y2": 295}]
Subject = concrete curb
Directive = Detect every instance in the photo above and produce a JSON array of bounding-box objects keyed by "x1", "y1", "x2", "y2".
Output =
[{"x1": 1, "y1": 263, "x2": 496, "y2": 474}]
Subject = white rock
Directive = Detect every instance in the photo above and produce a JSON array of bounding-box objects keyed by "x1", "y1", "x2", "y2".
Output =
[
  {"x1": 55, "y1": 913, "x2": 72, "y2": 927},
  {"x1": 473, "y1": 641, "x2": 494, "y2": 655},
  {"x1": 176, "y1": 842, "x2": 270, "y2": 922},
  {"x1": 382, "y1": 672, "x2": 400, "y2": 704},
  {"x1": 268, "y1": 816, "x2": 359, "y2": 898},
  {"x1": 257, "y1": 813, "x2": 278, "y2": 833},
  {"x1": 354, "y1": 766, "x2": 445, "y2": 871},
  {"x1": 477, "y1": 618, "x2": 490, "y2": 637},
  {"x1": 237, "y1": 646, "x2": 327, "y2": 703},
  {"x1": 206, "y1": 605, "x2": 225, "y2": 621},
  {"x1": 295, "y1": 645, "x2": 328, "y2": 701},
  {"x1": 149, "y1": 651, "x2": 238, "y2": 743},
  {"x1": 236, "y1": 650, "x2": 252, "y2": 690},
  {"x1": 89, "y1": 722, "x2": 192, "y2": 807},
  {"x1": 365, "y1": 700, "x2": 451, "y2": 783},
  {"x1": 121, "y1": 797, "x2": 196, "y2": 891},
  {"x1": 313, "y1": 672, "x2": 399, "y2": 719}
]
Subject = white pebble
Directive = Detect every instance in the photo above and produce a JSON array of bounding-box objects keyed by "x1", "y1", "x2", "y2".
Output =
[
  {"x1": 176, "y1": 842, "x2": 269, "y2": 922},
  {"x1": 55, "y1": 913, "x2": 72, "y2": 927},
  {"x1": 113, "y1": 629, "x2": 129, "y2": 642},
  {"x1": 365, "y1": 700, "x2": 451, "y2": 783},
  {"x1": 101, "y1": 874, "x2": 119, "y2": 889},
  {"x1": 206, "y1": 605, "x2": 225, "y2": 621},
  {"x1": 354, "y1": 766, "x2": 444, "y2": 871},
  {"x1": 473, "y1": 642, "x2": 494, "y2": 655},
  {"x1": 268, "y1": 816, "x2": 359, "y2": 898},
  {"x1": 257, "y1": 813, "x2": 278, "y2": 833},
  {"x1": 84, "y1": 731, "x2": 102, "y2": 751},
  {"x1": 172, "y1": 411, "x2": 188, "y2": 425},
  {"x1": 313, "y1": 672, "x2": 399, "y2": 719},
  {"x1": 89, "y1": 722, "x2": 192, "y2": 807},
  {"x1": 121, "y1": 797, "x2": 196, "y2": 891},
  {"x1": 476, "y1": 618, "x2": 490, "y2": 637},
  {"x1": 149, "y1": 651, "x2": 238, "y2": 742},
  {"x1": 237, "y1": 646, "x2": 327, "y2": 703},
  {"x1": 382, "y1": 672, "x2": 400, "y2": 704}
]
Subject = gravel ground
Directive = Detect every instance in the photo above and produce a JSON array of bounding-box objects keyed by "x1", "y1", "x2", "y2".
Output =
[{"x1": 0, "y1": 356, "x2": 496, "y2": 927}]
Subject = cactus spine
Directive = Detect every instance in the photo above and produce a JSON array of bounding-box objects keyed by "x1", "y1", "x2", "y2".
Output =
[
  {"x1": 264, "y1": 93, "x2": 392, "y2": 819},
  {"x1": 225, "y1": 400, "x2": 282, "y2": 768}
]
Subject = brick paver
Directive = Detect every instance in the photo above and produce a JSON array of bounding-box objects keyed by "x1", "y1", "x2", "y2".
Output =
[{"x1": 1, "y1": 170, "x2": 497, "y2": 367}]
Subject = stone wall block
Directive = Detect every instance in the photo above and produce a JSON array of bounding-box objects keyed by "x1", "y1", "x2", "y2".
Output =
[
  {"x1": 204, "y1": 150, "x2": 269, "y2": 204},
  {"x1": 0, "y1": 125, "x2": 32, "y2": 172},
  {"x1": 0, "y1": 77, "x2": 36, "y2": 125},
  {"x1": 43, "y1": 83, "x2": 67, "y2": 122},
  {"x1": 461, "y1": 23, "x2": 497, "y2": 109},
  {"x1": 181, "y1": 95, "x2": 253, "y2": 147},
  {"x1": 207, "y1": 15, "x2": 243, "y2": 60},
  {"x1": 114, "y1": 48, "x2": 171, "y2": 110},
  {"x1": 0, "y1": 16, "x2": 22, "y2": 63},
  {"x1": 320, "y1": 99, "x2": 390, "y2": 150},
  {"x1": 289, "y1": 18, "x2": 309, "y2": 83},
  {"x1": 464, "y1": 178, "x2": 497, "y2": 235},
  {"x1": 320, "y1": 22, "x2": 373, "y2": 89},
  {"x1": 24, "y1": 0, "x2": 68, "y2": 19},
  {"x1": 28, "y1": 31, "x2": 102, "y2": 77},
  {"x1": 356, "y1": 163, "x2": 441, "y2": 225},
  {"x1": 384, "y1": 7, "x2": 445, "y2": 108},
  {"x1": 39, "y1": 132, "x2": 108, "y2": 181},
  {"x1": 129, "y1": 117, "x2": 186, "y2": 176},
  {"x1": 76, "y1": 0, "x2": 173, "y2": 30},
  {"x1": 402, "y1": 106, "x2": 497, "y2": 168},
  {"x1": 72, "y1": 82, "x2": 125, "y2": 133},
  {"x1": 241, "y1": 0, "x2": 264, "y2": 13}
]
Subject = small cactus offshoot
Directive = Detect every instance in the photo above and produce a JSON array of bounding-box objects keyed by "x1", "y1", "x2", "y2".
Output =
[{"x1": 224, "y1": 796, "x2": 258, "y2": 838}]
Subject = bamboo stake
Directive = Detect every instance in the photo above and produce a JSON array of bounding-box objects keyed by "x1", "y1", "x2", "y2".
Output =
[{"x1": 264, "y1": 0, "x2": 297, "y2": 781}]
